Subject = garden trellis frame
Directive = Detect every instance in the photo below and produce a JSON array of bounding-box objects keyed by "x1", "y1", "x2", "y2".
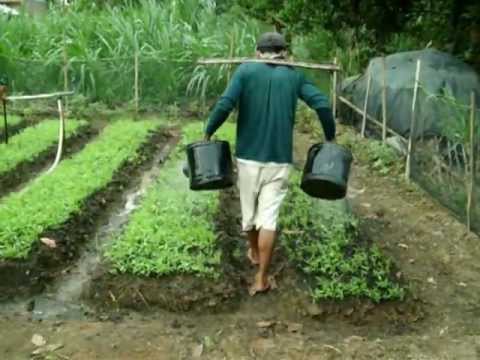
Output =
[{"x1": 337, "y1": 56, "x2": 479, "y2": 233}]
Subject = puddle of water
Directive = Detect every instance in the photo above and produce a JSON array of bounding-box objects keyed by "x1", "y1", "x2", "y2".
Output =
[{"x1": 0, "y1": 138, "x2": 178, "y2": 320}]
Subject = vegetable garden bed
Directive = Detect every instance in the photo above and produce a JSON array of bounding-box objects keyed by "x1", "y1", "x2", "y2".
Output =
[
  {"x1": 0, "y1": 115, "x2": 24, "y2": 142},
  {"x1": 0, "y1": 119, "x2": 169, "y2": 300},
  {"x1": 0, "y1": 119, "x2": 95, "y2": 198},
  {"x1": 88, "y1": 122, "x2": 242, "y2": 311}
]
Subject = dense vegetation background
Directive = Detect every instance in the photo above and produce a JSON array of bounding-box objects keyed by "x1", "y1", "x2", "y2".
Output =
[{"x1": 1, "y1": 0, "x2": 479, "y2": 109}]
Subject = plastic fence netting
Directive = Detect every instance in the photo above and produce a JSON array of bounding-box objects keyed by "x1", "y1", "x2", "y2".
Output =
[{"x1": 410, "y1": 88, "x2": 480, "y2": 232}]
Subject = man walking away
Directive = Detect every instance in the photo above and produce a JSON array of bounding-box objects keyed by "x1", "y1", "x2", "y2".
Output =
[{"x1": 204, "y1": 32, "x2": 336, "y2": 295}]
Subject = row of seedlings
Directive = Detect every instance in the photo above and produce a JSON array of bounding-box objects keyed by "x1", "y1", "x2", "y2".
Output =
[
  {"x1": 94, "y1": 122, "x2": 237, "y2": 310},
  {"x1": 0, "y1": 119, "x2": 88, "y2": 196},
  {"x1": 0, "y1": 115, "x2": 24, "y2": 140},
  {"x1": 0, "y1": 119, "x2": 164, "y2": 298},
  {"x1": 279, "y1": 171, "x2": 406, "y2": 303}
]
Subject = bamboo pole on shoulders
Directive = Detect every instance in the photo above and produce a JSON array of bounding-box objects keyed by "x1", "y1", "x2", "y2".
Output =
[
  {"x1": 197, "y1": 58, "x2": 341, "y2": 71},
  {"x1": 361, "y1": 70, "x2": 372, "y2": 138},
  {"x1": 405, "y1": 59, "x2": 422, "y2": 181},
  {"x1": 467, "y1": 92, "x2": 477, "y2": 232}
]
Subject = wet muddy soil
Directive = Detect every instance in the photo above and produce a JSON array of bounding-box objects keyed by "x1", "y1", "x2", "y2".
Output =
[
  {"x1": 0, "y1": 130, "x2": 174, "y2": 301},
  {"x1": 1, "y1": 125, "x2": 480, "y2": 359}
]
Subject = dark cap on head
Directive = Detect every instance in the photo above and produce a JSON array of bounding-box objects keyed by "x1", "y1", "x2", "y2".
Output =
[{"x1": 256, "y1": 32, "x2": 287, "y2": 52}]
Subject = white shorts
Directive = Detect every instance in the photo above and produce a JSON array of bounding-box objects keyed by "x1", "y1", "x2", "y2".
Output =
[{"x1": 237, "y1": 159, "x2": 290, "y2": 232}]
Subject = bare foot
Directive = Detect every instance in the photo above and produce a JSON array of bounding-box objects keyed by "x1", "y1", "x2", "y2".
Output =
[
  {"x1": 248, "y1": 273, "x2": 271, "y2": 296},
  {"x1": 247, "y1": 247, "x2": 260, "y2": 266}
]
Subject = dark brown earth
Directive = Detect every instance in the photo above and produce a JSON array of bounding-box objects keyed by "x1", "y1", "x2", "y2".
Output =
[
  {"x1": 0, "y1": 130, "x2": 174, "y2": 301},
  {"x1": 1, "y1": 125, "x2": 480, "y2": 359}
]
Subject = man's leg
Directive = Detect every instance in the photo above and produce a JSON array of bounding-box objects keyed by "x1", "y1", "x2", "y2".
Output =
[
  {"x1": 252, "y1": 228, "x2": 276, "y2": 290},
  {"x1": 247, "y1": 230, "x2": 260, "y2": 265},
  {"x1": 249, "y1": 165, "x2": 290, "y2": 294},
  {"x1": 236, "y1": 160, "x2": 261, "y2": 265}
]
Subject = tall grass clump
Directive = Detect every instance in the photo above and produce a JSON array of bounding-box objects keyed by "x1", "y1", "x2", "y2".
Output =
[{"x1": 0, "y1": 0, "x2": 264, "y2": 108}]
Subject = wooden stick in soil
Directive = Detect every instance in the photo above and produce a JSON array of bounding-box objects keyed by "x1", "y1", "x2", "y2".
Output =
[
  {"x1": 197, "y1": 58, "x2": 341, "y2": 71},
  {"x1": 405, "y1": 59, "x2": 422, "y2": 181},
  {"x1": 381, "y1": 56, "x2": 388, "y2": 143},
  {"x1": 332, "y1": 57, "x2": 338, "y2": 118},
  {"x1": 2, "y1": 100, "x2": 8, "y2": 144},
  {"x1": 361, "y1": 70, "x2": 372, "y2": 138},
  {"x1": 467, "y1": 91, "x2": 477, "y2": 231},
  {"x1": 134, "y1": 50, "x2": 139, "y2": 116},
  {"x1": 63, "y1": 38, "x2": 69, "y2": 112}
]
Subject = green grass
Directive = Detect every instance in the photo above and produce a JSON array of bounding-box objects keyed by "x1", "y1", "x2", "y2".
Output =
[
  {"x1": 105, "y1": 121, "x2": 236, "y2": 277},
  {"x1": 280, "y1": 172, "x2": 405, "y2": 302},
  {"x1": 0, "y1": 119, "x2": 86, "y2": 176},
  {"x1": 0, "y1": 119, "x2": 160, "y2": 260}
]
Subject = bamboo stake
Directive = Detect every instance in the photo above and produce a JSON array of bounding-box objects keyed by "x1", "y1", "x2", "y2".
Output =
[
  {"x1": 381, "y1": 56, "x2": 388, "y2": 143},
  {"x1": 227, "y1": 34, "x2": 235, "y2": 84},
  {"x1": 63, "y1": 37, "x2": 69, "y2": 112},
  {"x1": 405, "y1": 59, "x2": 422, "y2": 181},
  {"x1": 467, "y1": 92, "x2": 476, "y2": 231},
  {"x1": 361, "y1": 70, "x2": 372, "y2": 138},
  {"x1": 338, "y1": 95, "x2": 406, "y2": 141},
  {"x1": 2, "y1": 100, "x2": 8, "y2": 144},
  {"x1": 134, "y1": 49, "x2": 139, "y2": 116},
  {"x1": 197, "y1": 58, "x2": 341, "y2": 71},
  {"x1": 332, "y1": 57, "x2": 338, "y2": 119}
]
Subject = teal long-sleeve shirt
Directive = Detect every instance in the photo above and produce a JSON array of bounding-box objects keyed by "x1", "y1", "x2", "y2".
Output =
[{"x1": 205, "y1": 62, "x2": 336, "y2": 164}]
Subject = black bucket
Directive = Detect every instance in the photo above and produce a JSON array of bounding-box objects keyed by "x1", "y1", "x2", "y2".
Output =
[
  {"x1": 186, "y1": 140, "x2": 234, "y2": 191},
  {"x1": 301, "y1": 143, "x2": 353, "y2": 200}
]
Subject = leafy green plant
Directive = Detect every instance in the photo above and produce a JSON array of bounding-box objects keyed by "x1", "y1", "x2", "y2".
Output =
[
  {"x1": 364, "y1": 140, "x2": 399, "y2": 175},
  {"x1": 280, "y1": 171, "x2": 405, "y2": 302},
  {"x1": 339, "y1": 130, "x2": 400, "y2": 176},
  {"x1": 0, "y1": 119, "x2": 160, "y2": 259},
  {"x1": 0, "y1": 119, "x2": 86, "y2": 176},
  {"x1": 105, "y1": 121, "x2": 236, "y2": 277}
]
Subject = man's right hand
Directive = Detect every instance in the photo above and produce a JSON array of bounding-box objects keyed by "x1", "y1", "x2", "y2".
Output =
[{"x1": 204, "y1": 134, "x2": 211, "y2": 142}]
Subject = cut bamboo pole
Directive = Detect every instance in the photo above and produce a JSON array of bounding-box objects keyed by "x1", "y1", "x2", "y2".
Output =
[
  {"x1": 361, "y1": 70, "x2": 372, "y2": 138},
  {"x1": 405, "y1": 59, "x2": 422, "y2": 181},
  {"x1": 381, "y1": 56, "x2": 388, "y2": 143},
  {"x1": 198, "y1": 58, "x2": 341, "y2": 71},
  {"x1": 467, "y1": 92, "x2": 477, "y2": 231},
  {"x1": 134, "y1": 50, "x2": 139, "y2": 116},
  {"x1": 6, "y1": 91, "x2": 74, "y2": 101},
  {"x1": 332, "y1": 57, "x2": 338, "y2": 118}
]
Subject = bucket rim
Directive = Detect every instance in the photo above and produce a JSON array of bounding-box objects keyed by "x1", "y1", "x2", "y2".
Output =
[
  {"x1": 309, "y1": 142, "x2": 353, "y2": 158},
  {"x1": 186, "y1": 140, "x2": 231, "y2": 150}
]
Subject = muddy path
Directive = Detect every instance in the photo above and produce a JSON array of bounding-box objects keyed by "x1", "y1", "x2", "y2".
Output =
[{"x1": 1, "y1": 126, "x2": 480, "y2": 359}]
